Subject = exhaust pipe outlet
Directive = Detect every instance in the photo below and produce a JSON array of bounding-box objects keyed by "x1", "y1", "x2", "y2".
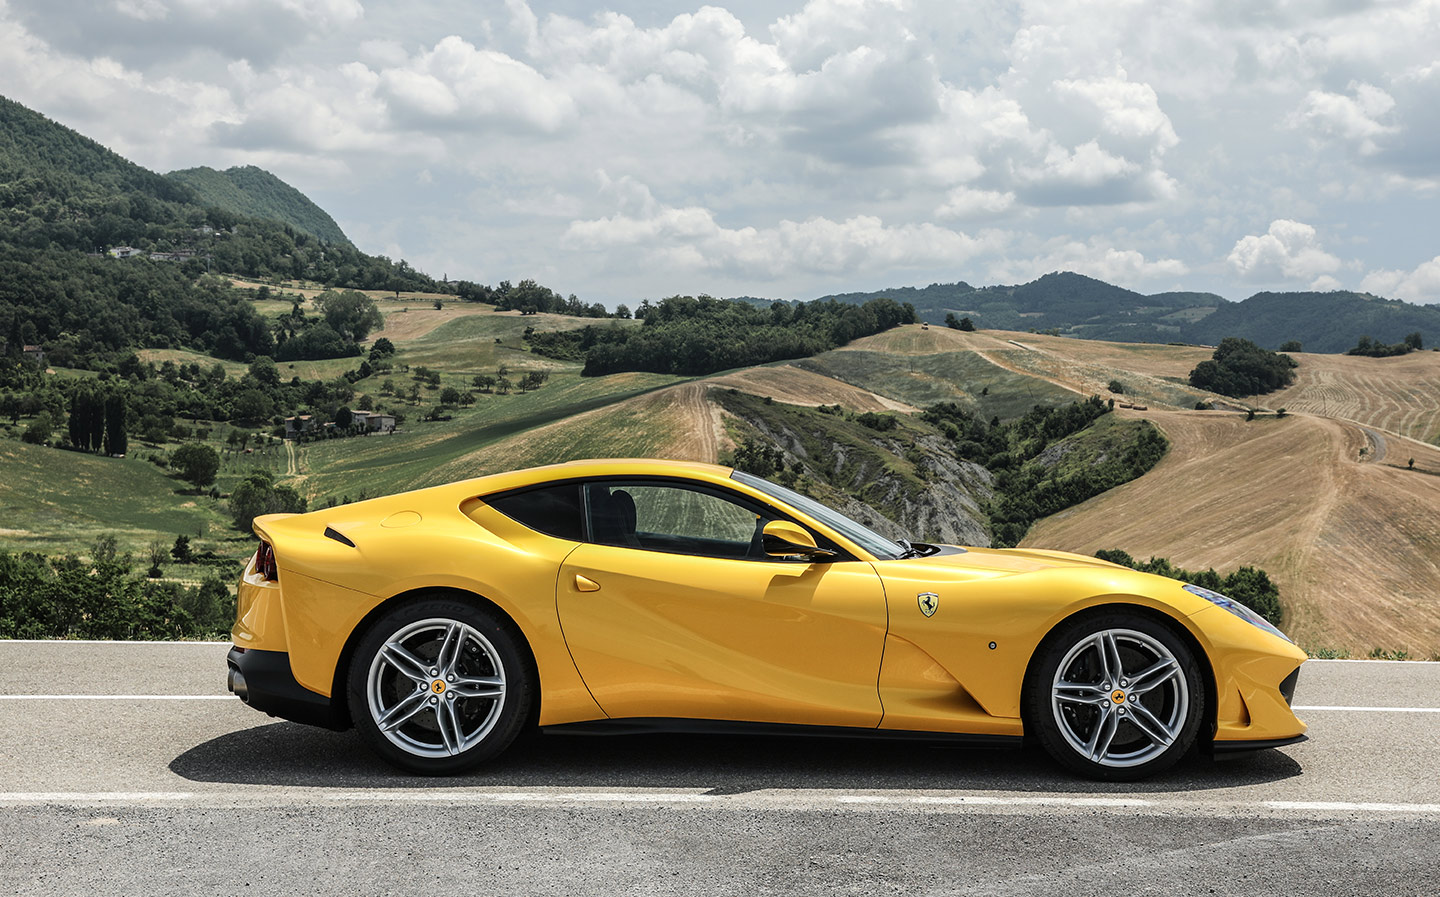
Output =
[{"x1": 227, "y1": 665, "x2": 249, "y2": 703}]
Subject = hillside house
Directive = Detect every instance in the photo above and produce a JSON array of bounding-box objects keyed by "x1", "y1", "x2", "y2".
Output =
[
  {"x1": 364, "y1": 413, "x2": 396, "y2": 433},
  {"x1": 350, "y1": 411, "x2": 396, "y2": 433},
  {"x1": 106, "y1": 246, "x2": 143, "y2": 259},
  {"x1": 22, "y1": 345, "x2": 46, "y2": 366},
  {"x1": 283, "y1": 414, "x2": 316, "y2": 438},
  {"x1": 149, "y1": 250, "x2": 198, "y2": 262}
]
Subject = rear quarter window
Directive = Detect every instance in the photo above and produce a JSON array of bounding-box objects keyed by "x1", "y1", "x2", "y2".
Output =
[{"x1": 486, "y1": 484, "x2": 584, "y2": 541}]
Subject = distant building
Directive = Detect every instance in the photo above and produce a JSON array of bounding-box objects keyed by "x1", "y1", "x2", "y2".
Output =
[
  {"x1": 194, "y1": 225, "x2": 216, "y2": 236},
  {"x1": 22, "y1": 345, "x2": 46, "y2": 366},
  {"x1": 106, "y1": 246, "x2": 143, "y2": 259},
  {"x1": 350, "y1": 411, "x2": 396, "y2": 433},
  {"x1": 283, "y1": 414, "x2": 316, "y2": 438},
  {"x1": 149, "y1": 250, "x2": 198, "y2": 262}
]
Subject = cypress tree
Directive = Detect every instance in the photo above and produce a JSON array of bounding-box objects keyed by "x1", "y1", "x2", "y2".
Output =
[{"x1": 103, "y1": 392, "x2": 128, "y2": 456}]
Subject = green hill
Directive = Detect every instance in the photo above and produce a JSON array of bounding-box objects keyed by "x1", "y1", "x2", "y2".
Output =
[
  {"x1": 812, "y1": 272, "x2": 1439, "y2": 352},
  {"x1": 167, "y1": 166, "x2": 350, "y2": 244},
  {"x1": 0, "y1": 93, "x2": 446, "y2": 363},
  {"x1": 1184, "y1": 291, "x2": 1440, "y2": 353}
]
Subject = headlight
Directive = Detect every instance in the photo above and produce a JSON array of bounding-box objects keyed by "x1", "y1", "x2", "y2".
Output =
[{"x1": 1182, "y1": 584, "x2": 1291, "y2": 643}]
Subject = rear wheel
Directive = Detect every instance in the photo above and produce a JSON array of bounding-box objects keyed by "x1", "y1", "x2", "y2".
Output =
[
  {"x1": 1027, "y1": 612, "x2": 1203, "y2": 781},
  {"x1": 348, "y1": 596, "x2": 532, "y2": 775}
]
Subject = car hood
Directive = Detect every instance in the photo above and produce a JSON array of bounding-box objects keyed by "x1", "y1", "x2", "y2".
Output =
[{"x1": 876, "y1": 545, "x2": 1130, "y2": 583}]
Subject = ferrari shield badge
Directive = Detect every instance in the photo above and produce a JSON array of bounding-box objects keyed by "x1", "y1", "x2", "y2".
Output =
[{"x1": 917, "y1": 591, "x2": 939, "y2": 617}]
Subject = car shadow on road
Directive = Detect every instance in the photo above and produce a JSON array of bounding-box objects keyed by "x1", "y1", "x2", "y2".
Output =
[{"x1": 169, "y1": 722, "x2": 1302, "y2": 794}]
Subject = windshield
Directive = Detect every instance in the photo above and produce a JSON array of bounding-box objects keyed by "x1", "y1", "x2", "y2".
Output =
[{"x1": 731, "y1": 470, "x2": 906, "y2": 560}]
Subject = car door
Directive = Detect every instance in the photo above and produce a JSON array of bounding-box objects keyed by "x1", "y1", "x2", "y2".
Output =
[{"x1": 556, "y1": 478, "x2": 888, "y2": 728}]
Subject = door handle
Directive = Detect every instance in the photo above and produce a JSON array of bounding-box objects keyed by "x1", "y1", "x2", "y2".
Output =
[{"x1": 574, "y1": 574, "x2": 601, "y2": 592}]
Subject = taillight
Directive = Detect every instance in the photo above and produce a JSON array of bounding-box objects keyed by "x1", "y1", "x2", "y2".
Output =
[{"x1": 256, "y1": 541, "x2": 279, "y2": 581}]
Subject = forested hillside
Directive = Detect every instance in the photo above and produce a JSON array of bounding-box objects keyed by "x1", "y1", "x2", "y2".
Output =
[
  {"x1": 527, "y1": 295, "x2": 916, "y2": 376},
  {"x1": 0, "y1": 94, "x2": 443, "y2": 361},
  {"x1": 809, "y1": 272, "x2": 1440, "y2": 352},
  {"x1": 166, "y1": 166, "x2": 351, "y2": 244}
]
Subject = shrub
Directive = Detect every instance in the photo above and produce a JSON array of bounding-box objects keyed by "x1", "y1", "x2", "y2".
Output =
[
  {"x1": 1189, "y1": 338, "x2": 1297, "y2": 397},
  {"x1": 1095, "y1": 549, "x2": 1284, "y2": 627}
]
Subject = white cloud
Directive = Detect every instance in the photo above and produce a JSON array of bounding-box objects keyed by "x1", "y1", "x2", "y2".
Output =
[
  {"x1": 1, "y1": 0, "x2": 1437, "y2": 303},
  {"x1": 989, "y1": 238, "x2": 1188, "y2": 289},
  {"x1": 1227, "y1": 220, "x2": 1342, "y2": 284},
  {"x1": 1294, "y1": 81, "x2": 1396, "y2": 155},
  {"x1": 563, "y1": 178, "x2": 995, "y2": 280},
  {"x1": 1360, "y1": 256, "x2": 1440, "y2": 304},
  {"x1": 6, "y1": 0, "x2": 364, "y2": 68},
  {"x1": 376, "y1": 36, "x2": 576, "y2": 133},
  {"x1": 935, "y1": 186, "x2": 1015, "y2": 219}
]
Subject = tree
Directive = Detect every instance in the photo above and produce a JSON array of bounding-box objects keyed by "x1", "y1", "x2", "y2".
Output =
[
  {"x1": 171, "y1": 534, "x2": 192, "y2": 564},
  {"x1": 67, "y1": 384, "x2": 104, "y2": 452},
  {"x1": 1107, "y1": 380, "x2": 1125, "y2": 394},
  {"x1": 369, "y1": 337, "x2": 395, "y2": 360},
  {"x1": 495, "y1": 376, "x2": 513, "y2": 395},
  {"x1": 440, "y1": 387, "x2": 461, "y2": 405},
  {"x1": 732, "y1": 437, "x2": 785, "y2": 478},
  {"x1": 21, "y1": 410, "x2": 53, "y2": 444},
  {"x1": 1279, "y1": 340, "x2": 1303, "y2": 353},
  {"x1": 229, "y1": 470, "x2": 307, "y2": 533},
  {"x1": 170, "y1": 443, "x2": 220, "y2": 491},
  {"x1": 316, "y1": 290, "x2": 384, "y2": 342},
  {"x1": 103, "y1": 393, "x2": 127, "y2": 456},
  {"x1": 472, "y1": 374, "x2": 495, "y2": 393},
  {"x1": 232, "y1": 389, "x2": 274, "y2": 424},
  {"x1": 146, "y1": 539, "x2": 167, "y2": 578},
  {"x1": 248, "y1": 355, "x2": 280, "y2": 386},
  {"x1": 334, "y1": 406, "x2": 354, "y2": 428}
]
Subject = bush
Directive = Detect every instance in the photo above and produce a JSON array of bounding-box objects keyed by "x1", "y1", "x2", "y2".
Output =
[
  {"x1": 1095, "y1": 549, "x2": 1284, "y2": 627},
  {"x1": 731, "y1": 437, "x2": 786, "y2": 478},
  {"x1": 1107, "y1": 380, "x2": 1125, "y2": 394},
  {"x1": 1188, "y1": 338, "x2": 1296, "y2": 397},
  {"x1": 0, "y1": 543, "x2": 234, "y2": 639},
  {"x1": 229, "y1": 469, "x2": 307, "y2": 533},
  {"x1": 856, "y1": 412, "x2": 898, "y2": 431}
]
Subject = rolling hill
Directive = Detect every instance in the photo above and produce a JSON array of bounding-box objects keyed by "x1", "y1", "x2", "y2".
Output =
[
  {"x1": 806, "y1": 272, "x2": 1440, "y2": 353},
  {"x1": 166, "y1": 166, "x2": 351, "y2": 244}
]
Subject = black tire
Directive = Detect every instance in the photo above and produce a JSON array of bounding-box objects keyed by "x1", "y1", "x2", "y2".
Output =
[
  {"x1": 348, "y1": 595, "x2": 533, "y2": 775},
  {"x1": 1025, "y1": 611, "x2": 1204, "y2": 781}
]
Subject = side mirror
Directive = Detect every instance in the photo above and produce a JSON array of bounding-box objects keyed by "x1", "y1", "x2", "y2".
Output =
[{"x1": 762, "y1": 520, "x2": 836, "y2": 560}]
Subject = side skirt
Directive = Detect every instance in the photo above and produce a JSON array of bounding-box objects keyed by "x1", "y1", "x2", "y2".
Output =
[{"x1": 541, "y1": 717, "x2": 1025, "y2": 748}]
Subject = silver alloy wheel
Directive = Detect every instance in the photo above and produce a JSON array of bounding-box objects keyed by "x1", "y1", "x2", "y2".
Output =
[
  {"x1": 365, "y1": 617, "x2": 506, "y2": 759},
  {"x1": 1049, "y1": 628, "x2": 1189, "y2": 769}
]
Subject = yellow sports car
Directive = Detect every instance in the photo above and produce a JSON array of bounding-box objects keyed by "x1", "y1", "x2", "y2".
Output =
[{"x1": 227, "y1": 459, "x2": 1306, "y2": 780}]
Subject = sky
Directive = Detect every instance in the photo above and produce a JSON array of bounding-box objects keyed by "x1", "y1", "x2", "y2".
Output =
[{"x1": 1, "y1": 0, "x2": 1438, "y2": 306}]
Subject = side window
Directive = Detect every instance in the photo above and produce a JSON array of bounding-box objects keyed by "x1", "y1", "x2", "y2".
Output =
[
  {"x1": 586, "y1": 482, "x2": 768, "y2": 559},
  {"x1": 487, "y1": 484, "x2": 584, "y2": 541}
]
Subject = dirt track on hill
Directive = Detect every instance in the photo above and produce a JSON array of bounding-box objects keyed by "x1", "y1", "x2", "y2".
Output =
[{"x1": 1023, "y1": 410, "x2": 1440, "y2": 654}]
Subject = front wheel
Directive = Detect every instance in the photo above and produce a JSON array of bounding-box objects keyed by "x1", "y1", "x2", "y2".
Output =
[
  {"x1": 1027, "y1": 612, "x2": 1204, "y2": 781},
  {"x1": 348, "y1": 596, "x2": 533, "y2": 775}
]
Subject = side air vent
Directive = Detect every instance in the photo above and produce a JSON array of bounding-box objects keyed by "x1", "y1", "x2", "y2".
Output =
[{"x1": 324, "y1": 526, "x2": 356, "y2": 548}]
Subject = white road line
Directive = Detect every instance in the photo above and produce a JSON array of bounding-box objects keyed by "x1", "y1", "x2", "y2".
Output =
[
  {"x1": 1268, "y1": 801, "x2": 1440, "y2": 813},
  {"x1": 0, "y1": 792, "x2": 194, "y2": 801},
  {"x1": 0, "y1": 695, "x2": 232, "y2": 701},
  {"x1": 0, "y1": 640, "x2": 230, "y2": 646},
  {"x1": 1293, "y1": 705, "x2": 1440, "y2": 713},
  {"x1": 2, "y1": 791, "x2": 1440, "y2": 816}
]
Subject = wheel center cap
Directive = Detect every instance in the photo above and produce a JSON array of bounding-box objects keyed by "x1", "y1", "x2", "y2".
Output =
[
  {"x1": 431, "y1": 680, "x2": 446, "y2": 694},
  {"x1": 1111, "y1": 689, "x2": 1127, "y2": 704}
]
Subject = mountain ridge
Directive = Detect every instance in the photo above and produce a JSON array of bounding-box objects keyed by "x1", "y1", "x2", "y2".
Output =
[
  {"x1": 796, "y1": 271, "x2": 1439, "y2": 353},
  {"x1": 166, "y1": 165, "x2": 351, "y2": 245}
]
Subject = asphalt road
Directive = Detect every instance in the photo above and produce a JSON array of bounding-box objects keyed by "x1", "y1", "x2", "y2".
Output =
[{"x1": 2, "y1": 642, "x2": 1439, "y2": 896}]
